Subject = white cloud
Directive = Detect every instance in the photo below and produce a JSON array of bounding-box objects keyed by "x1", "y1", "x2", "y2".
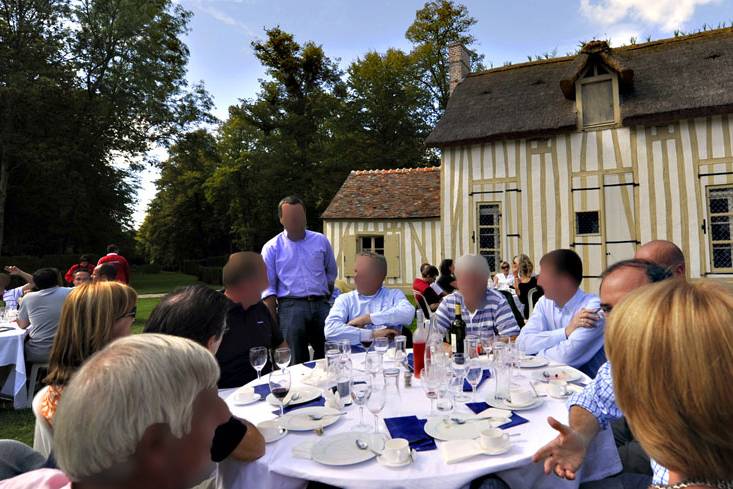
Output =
[
  {"x1": 186, "y1": 0, "x2": 255, "y2": 37},
  {"x1": 580, "y1": 0, "x2": 720, "y2": 31}
]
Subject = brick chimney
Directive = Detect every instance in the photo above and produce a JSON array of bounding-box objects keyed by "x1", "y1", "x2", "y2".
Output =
[{"x1": 448, "y1": 43, "x2": 470, "y2": 95}]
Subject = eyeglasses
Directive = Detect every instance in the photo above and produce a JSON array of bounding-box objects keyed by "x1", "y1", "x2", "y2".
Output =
[
  {"x1": 501, "y1": 265, "x2": 509, "y2": 270},
  {"x1": 118, "y1": 306, "x2": 137, "y2": 320},
  {"x1": 600, "y1": 304, "x2": 612, "y2": 314}
]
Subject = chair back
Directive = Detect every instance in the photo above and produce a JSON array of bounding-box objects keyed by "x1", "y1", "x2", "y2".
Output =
[
  {"x1": 527, "y1": 287, "x2": 544, "y2": 316},
  {"x1": 497, "y1": 290, "x2": 525, "y2": 328},
  {"x1": 31, "y1": 386, "x2": 53, "y2": 458},
  {"x1": 412, "y1": 290, "x2": 431, "y2": 319}
]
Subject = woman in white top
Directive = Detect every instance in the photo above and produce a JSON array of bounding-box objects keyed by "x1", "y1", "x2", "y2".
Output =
[{"x1": 493, "y1": 261, "x2": 513, "y2": 290}]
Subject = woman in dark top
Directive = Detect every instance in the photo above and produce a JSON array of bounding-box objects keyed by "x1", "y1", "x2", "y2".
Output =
[
  {"x1": 412, "y1": 263, "x2": 442, "y2": 315},
  {"x1": 514, "y1": 254, "x2": 539, "y2": 319},
  {"x1": 437, "y1": 259, "x2": 457, "y2": 294},
  {"x1": 145, "y1": 284, "x2": 265, "y2": 463}
]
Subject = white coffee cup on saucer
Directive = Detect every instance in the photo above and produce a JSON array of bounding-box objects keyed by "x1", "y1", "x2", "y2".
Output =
[
  {"x1": 547, "y1": 379, "x2": 568, "y2": 398},
  {"x1": 479, "y1": 428, "x2": 510, "y2": 451},
  {"x1": 509, "y1": 388, "x2": 534, "y2": 406},
  {"x1": 382, "y1": 438, "x2": 410, "y2": 464}
]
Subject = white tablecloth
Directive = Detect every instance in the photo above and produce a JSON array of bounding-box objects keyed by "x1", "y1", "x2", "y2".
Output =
[
  {"x1": 217, "y1": 354, "x2": 620, "y2": 489},
  {"x1": 0, "y1": 323, "x2": 28, "y2": 409}
]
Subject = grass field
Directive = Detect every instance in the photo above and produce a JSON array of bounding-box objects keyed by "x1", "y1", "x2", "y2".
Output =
[{"x1": 0, "y1": 272, "x2": 199, "y2": 446}]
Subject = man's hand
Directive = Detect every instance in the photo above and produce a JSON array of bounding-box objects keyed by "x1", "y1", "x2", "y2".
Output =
[
  {"x1": 565, "y1": 308, "x2": 600, "y2": 337},
  {"x1": 372, "y1": 328, "x2": 396, "y2": 339},
  {"x1": 532, "y1": 416, "x2": 590, "y2": 480},
  {"x1": 348, "y1": 314, "x2": 372, "y2": 328}
]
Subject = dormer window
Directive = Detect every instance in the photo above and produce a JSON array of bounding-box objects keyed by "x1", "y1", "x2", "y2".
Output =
[{"x1": 575, "y1": 62, "x2": 620, "y2": 130}]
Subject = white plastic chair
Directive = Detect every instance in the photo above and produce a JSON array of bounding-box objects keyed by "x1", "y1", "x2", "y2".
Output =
[
  {"x1": 26, "y1": 362, "x2": 49, "y2": 408},
  {"x1": 527, "y1": 287, "x2": 541, "y2": 316},
  {"x1": 412, "y1": 290, "x2": 432, "y2": 319},
  {"x1": 31, "y1": 386, "x2": 53, "y2": 458}
]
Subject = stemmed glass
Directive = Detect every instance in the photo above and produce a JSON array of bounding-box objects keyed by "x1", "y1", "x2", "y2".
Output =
[
  {"x1": 351, "y1": 372, "x2": 373, "y2": 432},
  {"x1": 364, "y1": 350, "x2": 382, "y2": 378},
  {"x1": 249, "y1": 346, "x2": 268, "y2": 381},
  {"x1": 268, "y1": 368, "x2": 291, "y2": 420},
  {"x1": 420, "y1": 368, "x2": 440, "y2": 416},
  {"x1": 465, "y1": 358, "x2": 483, "y2": 401},
  {"x1": 274, "y1": 347, "x2": 291, "y2": 371},
  {"x1": 367, "y1": 375, "x2": 386, "y2": 436},
  {"x1": 374, "y1": 336, "x2": 389, "y2": 359},
  {"x1": 479, "y1": 329, "x2": 495, "y2": 363}
]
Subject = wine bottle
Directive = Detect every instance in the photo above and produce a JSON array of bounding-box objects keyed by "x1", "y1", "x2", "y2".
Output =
[{"x1": 449, "y1": 303, "x2": 466, "y2": 354}]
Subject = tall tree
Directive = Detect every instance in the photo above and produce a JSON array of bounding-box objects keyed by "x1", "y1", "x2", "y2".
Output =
[
  {"x1": 137, "y1": 129, "x2": 232, "y2": 267},
  {"x1": 406, "y1": 0, "x2": 484, "y2": 120}
]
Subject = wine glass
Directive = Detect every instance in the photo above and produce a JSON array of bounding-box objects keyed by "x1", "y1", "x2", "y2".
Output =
[
  {"x1": 374, "y1": 336, "x2": 389, "y2": 358},
  {"x1": 479, "y1": 329, "x2": 495, "y2": 362},
  {"x1": 465, "y1": 358, "x2": 483, "y2": 401},
  {"x1": 451, "y1": 352, "x2": 470, "y2": 402},
  {"x1": 249, "y1": 346, "x2": 268, "y2": 381},
  {"x1": 351, "y1": 372, "x2": 373, "y2": 432},
  {"x1": 420, "y1": 368, "x2": 440, "y2": 416},
  {"x1": 367, "y1": 375, "x2": 386, "y2": 435},
  {"x1": 274, "y1": 347, "x2": 291, "y2": 371},
  {"x1": 364, "y1": 350, "x2": 382, "y2": 378},
  {"x1": 435, "y1": 380, "x2": 454, "y2": 422},
  {"x1": 464, "y1": 335, "x2": 480, "y2": 360},
  {"x1": 360, "y1": 332, "x2": 374, "y2": 352},
  {"x1": 268, "y1": 368, "x2": 291, "y2": 420},
  {"x1": 393, "y1": 335, "x2": 407, "y2": 365}
]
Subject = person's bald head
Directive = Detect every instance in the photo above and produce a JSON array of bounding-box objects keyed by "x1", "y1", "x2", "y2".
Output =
[
  {"x1": 634, "y1": 240, "x2": 685, "y2": 277},
  {"x1": 599, "y1": 259, "x2": 671, "y2": 315}
]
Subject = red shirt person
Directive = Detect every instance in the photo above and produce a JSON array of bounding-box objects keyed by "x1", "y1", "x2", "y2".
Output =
[
  {"x1": 63, "y1": 256, "x2": 95, "y2": 285},
  {"x1": 96, "y1": 244, "x2": 131, "y2": 284}
]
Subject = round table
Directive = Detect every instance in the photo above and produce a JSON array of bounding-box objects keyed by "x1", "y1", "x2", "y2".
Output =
[
  {"x1": 0, "y1": 323, "x2": 28, "y2": 409},
  {"x1": 218, "y1": 353, "x2": 620, "y2": 489}
]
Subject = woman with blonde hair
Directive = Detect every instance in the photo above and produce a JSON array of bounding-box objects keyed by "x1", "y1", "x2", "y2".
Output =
[
  {"x1": 513, "y1": 254, "x2": 538, "y2": 319},
  {"x1": 40, "y1": 281, "x2": 137, "y2": 424},
  {"x1": 605, "y1": 279, "x2": 733, "y2": 488}
]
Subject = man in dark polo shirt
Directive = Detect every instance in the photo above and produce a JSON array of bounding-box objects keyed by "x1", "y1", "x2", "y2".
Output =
[{"x1": 216, "y1": 251, "x2": 288, "y2": 388}]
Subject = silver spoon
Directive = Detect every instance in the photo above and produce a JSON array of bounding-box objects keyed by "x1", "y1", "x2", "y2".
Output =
[
  {"x1": 355, "y1": 438, "x2": 381, "y2": 456},
  {"x1": 308, "y1": 412, "x2": 347, "y2": 421}
]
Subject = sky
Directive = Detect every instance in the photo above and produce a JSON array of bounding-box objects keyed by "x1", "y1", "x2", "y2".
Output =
[{"x1": 132, "y1": 0, "x2": 733, "y2": 226}]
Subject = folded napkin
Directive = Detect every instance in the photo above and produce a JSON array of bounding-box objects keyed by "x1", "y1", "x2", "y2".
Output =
[
  {"x1": 272, "y1": 396, "x2": 326, "y2": 415},
  {"x1": 323, "y1": 388, "x2": 344, "y2": 410},
  {"x1": 253, "y1": 384, "x2": 271, "y2": 398},
  {"x1": 465, "y1": 402, "x2": 529, "y2": 430},
  {"x1": 303, "y1": 361, "x2": 317, "y2": 369},
  {"x1": 439, "y1": 439, "x2": 484, "y2": 464},
  {"x1": 463, "y1": 369, "x2": 492, "y2": 392},
  {"x1": 384, "y1": 415, "x2": 437, "y2": 452}
]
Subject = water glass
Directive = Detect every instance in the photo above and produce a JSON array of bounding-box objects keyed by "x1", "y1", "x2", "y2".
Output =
[
  {"x1": 325, "y1": 341, "x2": 340, "y2": 358},
  {"x1": 465, "y1": 359, "x2": 483, "y2": 401},
  {"x1": 464, "y1": 335, "x2": 480, "y2": 360},
  {"x1": 393, "y1": 335, "x2": 407, "y2": 364},
  {"x1": 451, "y1": 353, "x2": 470, "y2": 402},
  {"x1": 374, "y1": 336, "x2": 389, "y2": 356},
  {"x1": 492, "y1": 342, "x2": 512, "y2": 401},
  {"x1": 274, "y1": 347, "x2": 291, "y2": 371},
  {"x1": 364, "y1": 350, "x2": 383, "y2": 377},
  {"x1": 338, "y1": 339, "x2": 352, "y2": 359},
  {"x1": 249, "y1": 346, "x2": 268, "y2": 381}
]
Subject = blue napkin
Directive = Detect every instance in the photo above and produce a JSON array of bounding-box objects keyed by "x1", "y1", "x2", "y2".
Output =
[
  {"x1": 384, "y1": 415, "x2": 437, "y2": 452},
  {"x1": 405, "y1": 352, "x2": 414, "y2": 371},
  {"x1": 350, "y1": 344, "x2": 366, "y2": 354},
  {"x1": 303, "y1": 361, "x2": 317, "y2": 369},
  {"x1": 272, "y1": 396, "x2": 326, "y2": 415},
  {"x1": 465, "y1": 402, "x2": 530, "y2": 430},
  {"x1": 253, "y1": 384, "x2": 270, "y2": 398},
  {"x1": 463, "y1": 369, "x2": 492, "y2": 392}
]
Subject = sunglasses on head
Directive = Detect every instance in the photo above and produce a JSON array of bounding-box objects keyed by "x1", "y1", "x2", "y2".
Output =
[{"x1": 118, "y1": 306, "x2": 137, "y2": 320}]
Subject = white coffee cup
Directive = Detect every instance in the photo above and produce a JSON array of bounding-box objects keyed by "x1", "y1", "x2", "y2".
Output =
[
  {"x1": 479, "y1": 428, "x2": 510, "y2": 451},
  {"x1": 509, "y1": 388, "x2": 534, "y2": 406},
  {"x1": 382, "y1": 438, "x2": 410, "y2": 464},
  {"x1": 548, "y1": 379, "x2": 568, "y2": 398},
  {"x1": 256, "y1": 419, "x2": 284, "y2": 442},
  {"x1": 234, "y1": 386, "x2": 255, "y2": 402}
]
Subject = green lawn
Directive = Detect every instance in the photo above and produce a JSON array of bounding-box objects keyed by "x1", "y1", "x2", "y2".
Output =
[{"x1": 0, "y1": 273, "x2": 197, "y2": 447}]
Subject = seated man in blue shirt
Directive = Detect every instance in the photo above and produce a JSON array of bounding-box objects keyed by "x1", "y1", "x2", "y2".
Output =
[
  {"x1": 325, "y1": 252, "x2": 414, "y2": 346},
  {"x1": 516, "y1": 249, "x2": 605, "y2": 377}
]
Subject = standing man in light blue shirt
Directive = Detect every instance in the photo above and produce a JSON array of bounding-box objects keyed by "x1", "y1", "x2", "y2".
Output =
[
  {"x1": 261, "y1": 196, "x2": 338, "y2": 364},
  {"x1": 517, "y1": 249, "x2": 606, "y2": 377},
  {"x1": 325, "y1": 252, "x2": 414, "y2": 345}
]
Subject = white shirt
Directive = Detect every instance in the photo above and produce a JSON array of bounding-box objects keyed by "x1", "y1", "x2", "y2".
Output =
[
  {"x1": 324, "y1": 287, "x2": 415, "y2": 345},
  {"x1": 493, "y1": 273, "x2": 513, "y2": 291},
  {"x1": 516, "y1": 289, "x2": 606, "y2": 369}
]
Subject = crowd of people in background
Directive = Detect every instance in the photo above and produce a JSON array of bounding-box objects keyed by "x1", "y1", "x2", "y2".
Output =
[{"x1": 0, "y1": 194, "x2": 731, "y2": 489}]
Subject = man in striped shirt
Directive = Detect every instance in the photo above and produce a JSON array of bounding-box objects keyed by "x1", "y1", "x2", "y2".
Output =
[{"x1": 435, "y1": 255, "x2": 520, "y2": 337}]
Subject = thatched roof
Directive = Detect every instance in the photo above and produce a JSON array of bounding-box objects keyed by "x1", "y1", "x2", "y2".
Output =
[
  {"x1": 322, "y1": 167, "x2": 440, "y2": 220},
  {"x1": 426, "y1": 28, "x2": 733, "y2": 147}
]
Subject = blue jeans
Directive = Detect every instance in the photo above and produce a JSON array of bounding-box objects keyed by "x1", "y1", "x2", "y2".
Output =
[{"x1": 278, "y1": 298, "x2": 330, "y2": 364}]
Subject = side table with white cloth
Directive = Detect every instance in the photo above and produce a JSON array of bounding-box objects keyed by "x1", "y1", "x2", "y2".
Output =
[
  {"x1": 217, "y1": 351, "x2": 621, "y2": 489},
  {"x1": 0, "y1": 323, "x2": 28, "y2": 409}
]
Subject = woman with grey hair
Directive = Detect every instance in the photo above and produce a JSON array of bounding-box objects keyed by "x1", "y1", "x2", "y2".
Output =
[{"x1": 2, "y1": 334, "x2": 230, "y2": 489}]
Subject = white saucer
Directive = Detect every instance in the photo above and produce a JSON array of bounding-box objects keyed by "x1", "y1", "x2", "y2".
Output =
[
  {"x1": 489, "y1": 396, "x2": 545, "y2": 411},
  {"x1": 480, "y1": 443, "x2": 511, "y2": 456},
  {"x1": 232, "y1": 393, "x2": 261, "y2": 406},
  {"x1": 376, "y1": 454, "x2": 412, "y2": 468},
  {"x1": 256, "y1": 420, "x2": 289, "y2": 443}
]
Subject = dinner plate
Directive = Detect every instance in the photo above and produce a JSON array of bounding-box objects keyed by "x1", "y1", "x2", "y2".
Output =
[
  {"x1": 532, "y1": 366, "x2": 582, "y2": 383},
  {"x1": 267, "y1": 385, "x2": 321, "y2": 406},
  {"x1": 517, "y1": 356, "x2": 549, "y2": 369},
  {"x1": 282, "y1": 406, "x2": 343, "y2": 431},
  {"x1": 423, "y1": 417, "x2": 495, "y2": 441},
  {"x1": 310, "y1": 432, "x2": 377, "y2": 466},
  {"x1": 232, "y1": 393, "x2": 262, "y2": 406},
  {"x1": 487, "y1": 396, "x2": 545, "y2": 411}
]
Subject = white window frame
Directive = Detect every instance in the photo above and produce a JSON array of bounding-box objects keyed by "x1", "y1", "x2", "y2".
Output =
[{"x1": 706, "y1": 185, "x2": 733, "y2": 273}]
